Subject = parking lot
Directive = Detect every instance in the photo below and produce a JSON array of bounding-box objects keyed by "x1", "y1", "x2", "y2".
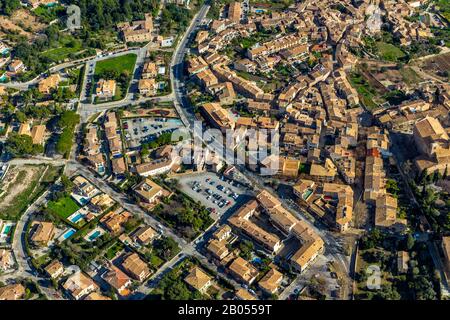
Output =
[
  {"x1": 122, "y1": 117, "x2": 183, "y2": 148},
  {"x1": 177, "y1": 171, "x2": 252, "y2": 220}
]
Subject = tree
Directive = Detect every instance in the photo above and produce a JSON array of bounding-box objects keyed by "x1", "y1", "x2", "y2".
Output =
[
  {"x1": 61, "y1": 174, "x2": 74, "y2": 193},
  {"x1": 0, "y1": 0, "x2": 21, "y2": 16},
  {"x1": 406, "y1": 233, "x2": 415, "y2": 251},
  {"x1": 56, "y1": 111, "x2": 80, "y2": 158},
  {"x1": 5, "y1": 133, "x2": 42, "y2": 157},
  {"x1": 155, "y1": 236, "x2": 179, "y2": 260},
  {"x1": 418, "y1": 168, "x2": 428, "y2": 184},
  {"x1": 239, "y1": 240, "x2": 254, "y2": 260},
  {"x1": 165, "y1": 281, "x2": 191, "y2": 300},
  {"x1": 432, "y1": 170, "x2": 442, "y2": 183},
  {"x1": 141, "y1": 144, "x2": 150, "y2": 158},
  {"x1": 15, "y1": 111, "x2": 27, "y2": 123}
]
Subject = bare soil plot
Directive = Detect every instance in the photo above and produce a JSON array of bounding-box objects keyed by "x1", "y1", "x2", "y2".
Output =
[
  {"x1": 0, "y1": 9, "x2": 46, "y2": 40},
  {"x1": 0, "y1": 165, "x2": 46, "y2": 220},
  {"x1": 419, "y1": 52, "x2": 450, "y2": 80}
]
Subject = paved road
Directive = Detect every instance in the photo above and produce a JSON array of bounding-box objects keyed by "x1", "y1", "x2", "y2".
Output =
[
  {"x1": 170, "y1": 3, "x2": 211, "y2": 128},
  {"x1": 66, "y1": 161, "x2": 241, "y2": 298},
  {"x1": 75, "y1": 45, "x2": 177, "y2": 122},
  {"x1": 66, "y1": 161, "x2": 187, "y2": 246},
  {"x1": 167, "y1": 0, "x2": 353, "y2": 294},
  {"x1": 1, "y1": 48, "x2": 129, "y2": 91},
  {"x1": 0, "y1": 168, "x2": 64, "y2": 300}
]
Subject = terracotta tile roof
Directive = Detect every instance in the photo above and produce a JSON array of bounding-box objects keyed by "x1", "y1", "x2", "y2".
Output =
[{"x1": 184, "y1": 267, "x2": 212, "y2": 291}]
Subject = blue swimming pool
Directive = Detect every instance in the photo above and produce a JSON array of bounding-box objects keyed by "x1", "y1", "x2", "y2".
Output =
[
  {"x1": 70, "y1": 213, "x2": 84, "y2": 223},
  {"x1": 252, "y1": 257, "x2": 262, "y2": 264},
  {"x1": 2, "y1": 225, "x2": 12, "y2": 235},
  {"x1": 166, "y1": 118, "x2": 183, "y2": 126},
  {"x1": 63, "y1": 228, "x2": 76, "y2": 240},
  {"x1": 89, "y1": 230, "x2": 102, "y2": 241}
]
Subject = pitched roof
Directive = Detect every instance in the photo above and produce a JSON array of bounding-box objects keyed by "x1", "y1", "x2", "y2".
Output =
[
  {"x1": 184, "y1": 267, "x2": 212, "y2": 291},
  {"x1": 102, "y1": 265, "x2": 131, "y2": 292},
  {"x1": 0, "y1": 284, "x2": 25, "y2": 300},
  {"x1": 258, "y1": 268, "x2": 283, "y2": 293}
]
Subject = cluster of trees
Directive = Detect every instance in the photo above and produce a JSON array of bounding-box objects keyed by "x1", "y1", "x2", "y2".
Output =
[
  {"x1": 153, "y1": 236, "x2": 180, "y2": 261},
  {"x1": 4, "y1": 133, "x2": 44, "y2": 158},
  {"x1": 0, "y1": 0, "x2": 20, "y2": 16},
  {"x1": 52, "y1": 87, "x2": 77, "y2": 103},
  {"x1": 357, "y1": 230, "x2": 439, "y2": 300},
  {"x1": 157, "y1": 260, "x2": 204, "y2": 300},
  {"x1": 53, "y1": 235, "x2": 106, "y2": 271},
  {"x1": 12, "y1": 25, "x2": 66, "y2": 80},
  {"x1": 56, "y1": 110, "x2": 80, "y2": 158},
  {"x1": 363, "y1": 29, "x2": 441, "y2": 63},
  {"x1": 158, "y1": 268, "x2": 203, "y2": 300},
  {"x1": 382, "y1": 90, "x2": 408, "y2": 105},
  {"x1": 411, "y1": 168, "x2": 450, "y2": 232},
  {"x1": 141, "y1": 132, "x2": 173, "y2": 155},
  {"x1": 177, "y1": 199, "x2": 213, "y2": 234},
  {"x1": 159, "y1": 3, "x2": 194, "y2": 36},
  {"x1": 417, "y1": 167, "x2": 448, "y2": 185},
  {"x1": 62, "y1": 0, "x2": 159, "y2": 31},
  {"x1": 152, "y1": 192, "x2": 214, "y2": 240},
  {"x1": 238, "y1": 240, "x2": 254, "y2": 260},
  {"x1": 207, "y1": 0, "x2": 233, "y2": 20},
  {"x1": 47, "y1": 175, "x2": 74, "y2": 203},
  {"x1": 386, "y1": 179, "x2": 400, "y2": 197}
]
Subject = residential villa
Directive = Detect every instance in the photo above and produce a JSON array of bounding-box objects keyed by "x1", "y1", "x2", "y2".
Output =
[
  {"x1": 118, "y1": 14, "x2": 153, "y2": 43},
  {"x1": 101, "y1": 265, "x2": 132, "y2": 296},
  {"x1": 100, "y1": 210, "x2": 132, "y2": 234},
  {"x1": 0, "y1": 249, "x2": 13, "y2": 271},
  {"x1": 184, "y1": 267, "x2": 213, "y2": 294},
  {"x1": 30, "y1": 221, "x2": 55, "y2": 246},
  {"x1": 0, "y1": 284, "x2": 25, "y2": 300},
  {"x1": 63, "y1": 272, "x2": 98, "y2": 300},
  {"x1": 413, "y1": 116, "x2": 450, "y2": 175},
  {"x1": 133, "y1": 178, "x2": 164, "y2": 204},
  {"x1": 96, "y1": 79, "x2": 117, "y2": 101},
  {"x1": 228, "y1": 257, "x2": 259, "y2": 285},
  {"x1": 131, "y1": 225, "x2": 158, "y2": 245},
  {"x1": 44, "y1": 260, "x2": 64, "y2": 279},
  {"x1": 258, "y1": 268, "x2": 283, "y2": 295},
  {"x1": 38, "y1": 74, "x2": 61, "y2": 94},
  {"x1": 138, "y1": 78, "x2": 157, "y2": 96},
  {"x1": 121, "y1": 252, "x2": 151, "y2": 282}
]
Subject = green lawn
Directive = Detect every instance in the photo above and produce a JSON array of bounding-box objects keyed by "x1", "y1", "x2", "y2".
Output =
[
  {"x1": 399, "y1": 67, "x2": 421, "y2": 85},
  {"x1": 105, "y1": 241, "x2": 124, "y2": 260},
  {"x1": 147, "y1": 253, "x2": 165, "y2": 269},
  {"x1": 94, "y1": 54, "x2": 137, "y2": 77},
  {"x1": 435, "y1": 0, "x2": 450, "y2": 21},
  {"x1": 349, "y1": 72, "x2": 379, "y2": 110},
  {"x1": 33, "y1": 4, "x2": 65, "y2": 23},
  {"x1": 47, "y1": 196, "x2": 80, "y2": 219},
  {"x1": 376, "y1": 42, "x2": 406, "y2": 62},
  {"x1": 93, "y1": 54, "x2": 137, "y2": 103},
  {"x1": 40, "y1": 36, "x2": 83, "y2": 62}
]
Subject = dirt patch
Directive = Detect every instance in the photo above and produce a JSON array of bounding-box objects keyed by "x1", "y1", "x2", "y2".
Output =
[
  {"x1": 0, "y1": 165, "x2": 42, "y2": 207},
  {"x1": 419, "y1": 52, "x2": 450, "y2": 80},
  {"x1": 0, "y1": 9, "x2": 46, "y2": 40}
]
